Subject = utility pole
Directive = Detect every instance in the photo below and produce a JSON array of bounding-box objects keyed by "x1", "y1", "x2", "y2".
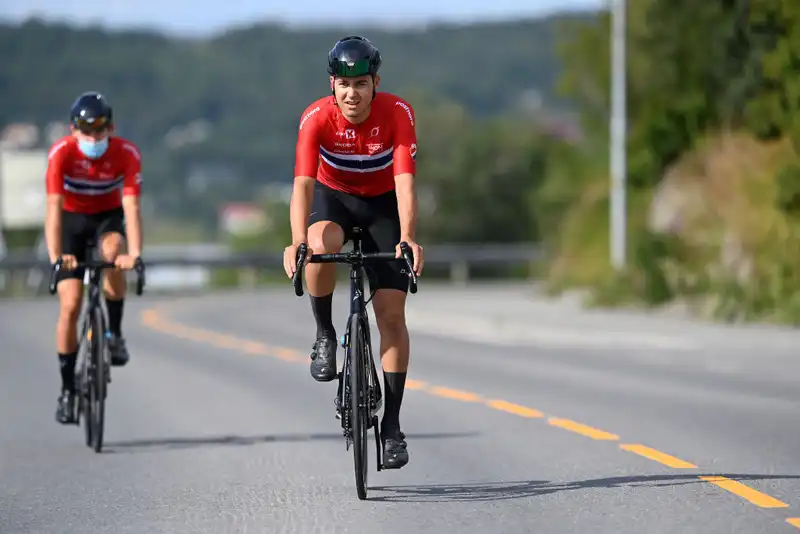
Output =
[{"x1": 610, "y1": 0, "x2": 627, "y2": 270}]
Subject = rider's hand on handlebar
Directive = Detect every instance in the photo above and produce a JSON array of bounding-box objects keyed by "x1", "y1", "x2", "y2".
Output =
[
  {"x1": 114, "y1": 254, "x2": 137, "y2": 271},
  {"x1": 396, "y1": 239, "x2": 424, "y2": 275},
  {"x1": 284, "y1": 241, "x2": 312, "y2": 278},
  {"x1": 59, "y1": 254, "x2": 78, "y2": 271}
]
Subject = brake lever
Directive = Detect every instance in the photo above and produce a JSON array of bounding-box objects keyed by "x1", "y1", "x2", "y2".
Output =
[
  {"x1": 134, "y1": 257, "x2": 146, "y2": 296},
  {"x1": 399, "y1": 242, "x2": 418, "y2": 294},
  {"x1": 292, "y1": 243, "x2": 308, "y2": 297},
  {"x1": 48, "y1": 257, "x2": 63, "y2": 295}
]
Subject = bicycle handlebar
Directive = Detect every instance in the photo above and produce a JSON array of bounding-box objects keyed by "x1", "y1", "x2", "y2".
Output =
[
  {"x1": 48, "y1": 256, "x2": 146, "y2": 296},
  {"x1": 292, "y1": 242, "x2": 418, "y2": 297}
]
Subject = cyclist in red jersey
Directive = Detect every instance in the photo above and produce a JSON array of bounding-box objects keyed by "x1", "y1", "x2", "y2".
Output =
[
  {"x1": 283, "y1": 36, "x2": 424, "y2": 469},
  {"x1": 45, "y1": 91, "x2": 144, "y2": 425}
]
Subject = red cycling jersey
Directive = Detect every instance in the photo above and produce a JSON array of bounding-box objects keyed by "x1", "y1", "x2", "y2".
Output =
[
  {"x1": 45, "y1": 135, "x2": 142, "y2": 214},
  {"x1": 294, "y1": 92, "x2": 417, "y2": 197}
]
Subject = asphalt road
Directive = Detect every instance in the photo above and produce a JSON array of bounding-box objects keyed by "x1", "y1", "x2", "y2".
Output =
[{"x1": 2, "y1": 283, "x2": 800, "y2": 533}]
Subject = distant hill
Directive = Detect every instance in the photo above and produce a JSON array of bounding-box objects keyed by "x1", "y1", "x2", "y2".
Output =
[{"x1": 0, "y1": 13, "x2": 597, "y2": 217}]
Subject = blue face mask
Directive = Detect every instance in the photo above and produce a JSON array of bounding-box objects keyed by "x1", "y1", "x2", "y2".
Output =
[{"x1": 77, "y1": 137, "x2": 109, "y2": 159}]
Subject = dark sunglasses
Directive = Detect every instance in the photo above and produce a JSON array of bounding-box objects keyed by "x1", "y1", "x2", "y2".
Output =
[{"x1": 73, "y1": 115, "x2": 111, "y2": 134}]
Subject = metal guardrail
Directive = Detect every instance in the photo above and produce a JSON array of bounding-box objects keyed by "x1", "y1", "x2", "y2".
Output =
[
  {"x1": 0, "y1": 243, "x2": 542, "y2": 269},
  {"x1": 0, "y1": 242, "x2": 543, "y2": 292}
]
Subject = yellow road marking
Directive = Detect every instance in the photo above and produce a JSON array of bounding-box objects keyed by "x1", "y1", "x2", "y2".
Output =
[
  {"x1": 212, "y1": 334, "x2": 243, "y2": 349},
  {"x1": 242, "y1": 341, "x2": 269, "y2": 354},
  {"x1": 699, "y1": 476, "x2": 789, "y2": 508},
  {"x1": 141, "y1": 309, "x2": 160, "y2": 324},
  {"x1": 429, "y1": 386, "x2": 482, "y2": 402},
  {"x1": 487, "y1": 399, "x2": 543, "y2": 418},
  {"x1": 620, "y1": 444, "x2": 697, "y2": 469},
  {"x1": 548, "y1": 418, "x2": 619, "y2": 440},
  {"x1": 405, "y1": 379, "x2": 427, "y2": 390},
  {"x1": 273, "y1": 347, "x2": 302, "y2": 361},
  {"x1": 787, "y1": 518, "x2": 800, "y2": 529}
]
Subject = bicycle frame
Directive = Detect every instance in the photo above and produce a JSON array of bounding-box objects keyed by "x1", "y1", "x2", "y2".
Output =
[
  {"x1": 338, "y1": 231, "x2": 383, "y2": 430},
  {"x1": 82, "y1": 257, "x2": 111, "y2": 340}
]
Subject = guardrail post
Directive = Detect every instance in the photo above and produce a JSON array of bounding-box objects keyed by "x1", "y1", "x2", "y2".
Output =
[
  {"x1": 239, "y1": 268, "x2": 258, "y2": 288},
  {"x1": 450, "y1": 260, "x2": 469, "y2": 286}
]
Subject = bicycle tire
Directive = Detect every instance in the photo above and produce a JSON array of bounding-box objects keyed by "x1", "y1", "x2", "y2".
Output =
[
  {"x1": 80, "y1": 317, "x2": 93, "y2": 446},
  {"x1": 90, "y1": 306, "x2": 106, "y2": 453},
  {"x1": 348, "y1": 313, "x2": 370, "y2": 500}
]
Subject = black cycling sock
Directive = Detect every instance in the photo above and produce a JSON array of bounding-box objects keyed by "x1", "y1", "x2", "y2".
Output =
[
  {"x1": 310, "y1": 293, "x2": 336, "y2": 339},
  {"x1": 106, "y1": 298, "x2": 124, "y2": 335},
  {"x1": 58, "y1": 352, "x2": 78, "y2": 393},
  {"x1": 382, "y1": 371, "x2": 407, "y2": 434}
]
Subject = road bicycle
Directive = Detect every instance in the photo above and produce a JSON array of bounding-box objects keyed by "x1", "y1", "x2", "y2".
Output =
[
  {"x1": 292, "y1": 227, "x2": 418, "y2": 500},
  {"x1": 49, "y1": 246, "x2": 145, "y2": 453}
]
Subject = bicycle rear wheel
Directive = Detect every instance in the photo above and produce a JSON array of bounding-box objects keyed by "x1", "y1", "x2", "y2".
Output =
[
  {"x1": 89, "y1": 306, "x2": 107, "y2": 453},
  {"x1": 348, "y1": 313, "x2": 370, "y2": 500}
]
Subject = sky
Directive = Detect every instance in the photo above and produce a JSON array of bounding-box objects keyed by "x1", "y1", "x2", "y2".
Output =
[{"x1": 1, "y1": 0, "x2": 604, "y2": 36}]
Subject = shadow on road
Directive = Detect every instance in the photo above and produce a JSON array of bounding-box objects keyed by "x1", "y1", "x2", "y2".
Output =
[
  {"x1": 104, "y1": 431, "x2": 479, "y2": 454},
  {"x1": 368, "y1": 473, "x2": 800, "y2": 503}
]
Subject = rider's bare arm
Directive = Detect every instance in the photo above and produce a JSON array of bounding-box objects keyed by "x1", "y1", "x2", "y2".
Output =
[
  {"x1": 290, "y1": 176, "x2": 315, "y2": 244},
  {"x1": 44, "y1": 142, "x2": 68, "y2": 263},
  {"x1": 291, "y1": 103, "x2": 324, "y2": 244},
  {"x1": 44, "y1": 195, "x2": 63, "y2": 263},
  {"x1": 121, "y1": 142, "x2": 143, "y2": 258},
  {"x1": 392, "y1": 98, "x2": 419, "y2": 242},
  {"x1": 395, "y1": 173, "x2": 417, "y2": 242}
]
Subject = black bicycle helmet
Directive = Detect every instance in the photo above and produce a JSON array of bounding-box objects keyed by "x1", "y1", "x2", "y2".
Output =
[
  {"x1": 327, "y1": 36, "x2": 382, "y2": 78},
  {"x1": 69, "y1": 91, "x2": 113, "y2": 132}
]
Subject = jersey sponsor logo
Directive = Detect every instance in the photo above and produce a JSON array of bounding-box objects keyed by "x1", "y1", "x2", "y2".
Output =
[
  {"x1": 410, "y1": 143, "x2": 417, "y2": 160},
  {"x1": 367, "y1": 142, "x2": 384, "y2": 154},
  {"x1": 395, "y1": 101, "x2": 414, "y2": 126},
  {"x1": 299, "y1": 106, "x2": 321, "y2": 130},
  {"x1": 336, "y1": 129, "x2": 356, "y2": 140},
  {"x1": 334, "y1": 141, "x2": 356, "y2": 153},
  {"x1": 370, "y1": 126, "x2": 380, "y2": 137}
]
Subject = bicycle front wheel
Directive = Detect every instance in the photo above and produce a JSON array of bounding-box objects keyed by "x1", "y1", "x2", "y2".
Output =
[
  {"x1": 348, "y1": 313, "x2": 370, "y2": 500},
  {"x1": 80, "y1": 318, "x2": 93, "y2": 447},
  {"x1": 90, "y1": 306, "x2": 107, "y2": 453}
]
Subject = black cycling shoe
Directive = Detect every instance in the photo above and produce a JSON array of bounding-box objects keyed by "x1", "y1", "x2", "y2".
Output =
[
  {"x1": 382, "y1": 428, "x2": 409, "y2": 469},
  {"x1": 55, "y1": 390, "x2": 77, "y2": 425},
  {"x1": 310, "y1": 336, "x2": 337, "y2": 382},
  {"x1": 108, "y1": 334, "x2": 130, "y2": 367}
]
